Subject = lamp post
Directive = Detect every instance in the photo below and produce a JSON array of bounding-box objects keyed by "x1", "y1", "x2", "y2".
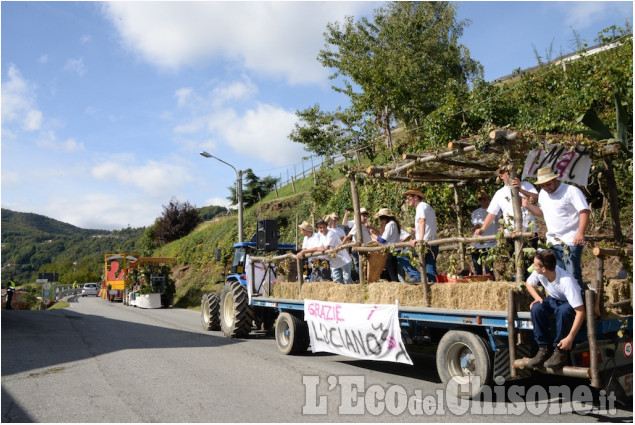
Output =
[{"x1": 200, "y1": 151, "x2": 244, "y2": 243}]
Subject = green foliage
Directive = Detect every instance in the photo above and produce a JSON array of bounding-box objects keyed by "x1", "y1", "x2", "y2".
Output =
[
  {"x1": 226, "y1": 168, "x2": 279, "y2": 208},
  {"x1": 318, "y1": 1, "x2": 482, "y2": 130}
]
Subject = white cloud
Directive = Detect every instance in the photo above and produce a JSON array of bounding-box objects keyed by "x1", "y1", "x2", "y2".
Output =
[
  {"x1": 1, "y1": 64, "x2": 43, "y2": 132},
  {"x1": 80, "y1": 34, "x2": 92, "y2": 44},
  {"x1": 38, "y1": 54, "x2": 48, "y2": 63},
  {"x1": 211, "y1": 77, "x2": 258, "y2": 107},
  {"x1": 208, "y1": 103, "x2": 305, "y2": 166},
  {"x1": 91, "y1": 158, "x2": 194, "y2": 198},
  {"x1": 175, "y1": 87, "x2": 193, "y2": 107},
  {"x1": 42, "y1": 192, "x2": 161, "y2": 230},
  {"x1": 553, "y1": 2, "x2": 633, "y2": 29},
  {"x1": 204, "y1": 197, "x2": 232, "y2": 209},
  {"x1": 36, "y1": 130, "x2": 84, "y2": 152},
  {"x1": 101, "y1": 2, "x2": 371, "y2": 84},
  {"x1": 64, "y1": 58, "x2": 87, "y2": 76}
]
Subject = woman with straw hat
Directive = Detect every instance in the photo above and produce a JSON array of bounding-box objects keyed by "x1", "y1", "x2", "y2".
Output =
[{"x1": 370, "y1": 208, "x2": 401, "y2": 282}]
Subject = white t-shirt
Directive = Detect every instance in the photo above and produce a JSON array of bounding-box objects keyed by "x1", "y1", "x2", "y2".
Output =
[
  {"x1": 380, "y1": 220, "x2": 401, "y2": 244},
  {"x1": 319, "y1": 229, "x2": 351, "y2": 269},
  {"x1": 414, "y1": 201, "x2": 437, "y2": 242},
  {"x1": 347, "y1": 221, "x2": 372, "y2": 243},
  {"x1": 537, "y1": 183, "x2": 590, "y2": 246},
  {"x1": 331, "y1": 226, "x2": 347, "y2": 240},
  {"x1": 527, "y1": 266, "x2": 583, "y2": 307},
  {"x1": 471, "y1": 207, "x2": 499, "y2": 249},
  {"x1": 488, "y1": 182, "x2": 538, "y2": 233},
  {"x1": 301, "y1": 233, "x2": 325, "y2": 262}
]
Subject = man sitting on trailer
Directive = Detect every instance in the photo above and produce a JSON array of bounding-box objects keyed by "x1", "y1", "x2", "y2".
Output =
[{"x1": 525, "y1": 249, "x2": 585, "y2": 369}]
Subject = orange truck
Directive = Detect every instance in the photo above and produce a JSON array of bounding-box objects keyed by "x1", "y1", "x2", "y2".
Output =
[{"x1": 103, "y1": 253, "x2": 138, "y2": 302}]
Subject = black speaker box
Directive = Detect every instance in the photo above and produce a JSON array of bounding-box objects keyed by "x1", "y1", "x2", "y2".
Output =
[{"x1": 257, "y1": 219, "x2": 278, "y2": 251}]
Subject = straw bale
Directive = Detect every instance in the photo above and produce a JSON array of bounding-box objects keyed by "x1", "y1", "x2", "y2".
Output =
[
  {"x1": 606, "y1": 279, "x2": 632, "y2": 315},
  {"x1": 272, "y1": 279, "x2": 535, "y2": 312},
  {"x1": 273, "y1": 281, "x2": 365, "y2": 303}
]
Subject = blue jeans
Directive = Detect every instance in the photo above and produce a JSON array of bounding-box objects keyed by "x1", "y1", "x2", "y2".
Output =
[
  {"x1": 425, "y1": 246, "x2": 439, "y2": 283},
  {"x1": 530, "y1": 296, "x2": 576, "y2": 347},
  {"x1": 550, "y1": 244, "x2": 584, "y2": 290},
  {"x1": 396, "y1": 250, "x2": 421, "y2": 282},
  {"x1": 331, "y1": 262, "x2": 354, "y2": 284}
]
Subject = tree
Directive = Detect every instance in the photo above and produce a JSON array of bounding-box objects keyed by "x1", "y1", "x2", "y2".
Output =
[
  {"x1": 226, "y1": 169, "x2": 279, "y2": 208},
  {"x1": 154, "y1": 198, "x2": 202, "y2": 246},
  {"x1": 318, "y1": 1, "x2": 482, "y2": 147},
  {"x1": 289, "y1": 105, "x2": 381, "y2": 160}
]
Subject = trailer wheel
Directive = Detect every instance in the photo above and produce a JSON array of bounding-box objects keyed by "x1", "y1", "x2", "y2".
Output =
[
  {"x1": 201, "y1": 292, "x2": 221, "y2": 331},
  {"x1": 436, "y1": 330, "x2": 492, "y2": 399},
  {"x1": 275, "y1": 312, "x2": 309, "y2": 355},
  {"x1": 220, "y1": 280, "x2": 254, "y2": 338}
]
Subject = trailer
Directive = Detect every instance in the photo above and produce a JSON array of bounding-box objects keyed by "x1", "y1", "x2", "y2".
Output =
[{"x1": 201, "y1": 130, "x2": 633, "y2": 400}]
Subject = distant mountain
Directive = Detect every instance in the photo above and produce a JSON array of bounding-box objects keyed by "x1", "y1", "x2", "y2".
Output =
[
  {"x1": 1, "y1": 208, "x2": 105, "y2": 239},
  {"x1": 1, "y1": 209, "x2": 143, "y2": 284}
]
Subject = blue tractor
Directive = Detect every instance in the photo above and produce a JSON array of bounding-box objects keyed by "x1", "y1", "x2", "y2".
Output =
[{"x1": 201, "y1": 229, "x2": 297, "y2": 337}]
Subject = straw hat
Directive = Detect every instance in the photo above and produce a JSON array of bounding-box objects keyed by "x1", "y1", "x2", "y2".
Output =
[
  {"x1": 359, "y1": 207, "x2": 370, "y2": 215},
  {"x1": 298, "y1": 220, "x2": 313, "y2": 232},
  {"x1": 315, "y1": 219, "x2": 328, "y2": 227},
  {"x1": 374, "y1": 208, "x2": 395, "y2": 219},
  {"x1": 402, "y1": 189, "x2": 426, "y2": 199},
  {"x1": 535, "y1": 167, "x2": 559, "y2": 185},
  {"x1": 330, "y1": 212, "x2": 340, "y2": 220}
]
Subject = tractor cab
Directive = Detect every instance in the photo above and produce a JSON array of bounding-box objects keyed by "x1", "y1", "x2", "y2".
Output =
[{"x1": 227, "y1": 238, "x2": 297, "y2": 286}]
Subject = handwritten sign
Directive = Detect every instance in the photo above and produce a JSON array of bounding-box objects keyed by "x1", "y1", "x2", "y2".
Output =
[
  {"x1": 304, "y1": 299, "x2": 412, "y2": 365},
  {"x1": 522, "y1": 143, "x2": 592, "y2": 187}
]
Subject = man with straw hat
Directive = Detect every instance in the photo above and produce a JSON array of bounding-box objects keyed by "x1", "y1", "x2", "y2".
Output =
[
  {"x1": 325, "y1": 212, "x2": 347, "y2": 240},
  {"x1": 370, "y1": 208, "x2": 402, "y2": 282},
  {"x1": 296, "y1": 220, "x2": 330, "y2": 282},
  {"x1": 524, "y1": 166, "x2": 590, "y2": 289},
  {"x1": 403, "y1": 188, "x2": 438, "y2": 282}
]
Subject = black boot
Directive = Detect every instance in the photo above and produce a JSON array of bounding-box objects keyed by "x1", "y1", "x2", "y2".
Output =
[
  {"x1": 544, "y1": 347, "x2": 569, "y2": 369},
  {"x1": 526, "y1": 345, "x2": 552, "y2": 368}
]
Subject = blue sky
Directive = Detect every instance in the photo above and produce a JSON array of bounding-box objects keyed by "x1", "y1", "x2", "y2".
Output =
[{"x1": 2, "y1": 1, "x2": 632, "y2": 230}]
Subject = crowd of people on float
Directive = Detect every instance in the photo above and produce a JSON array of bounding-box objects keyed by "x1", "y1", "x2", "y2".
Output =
[{"x1": 295, "y1": 165, "x2": 590, "y2": 290}]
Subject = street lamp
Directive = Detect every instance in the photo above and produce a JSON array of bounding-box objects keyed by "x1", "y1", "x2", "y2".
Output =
[{"x1": 200, "y1": 151, "x2": 244, "y2": 243}]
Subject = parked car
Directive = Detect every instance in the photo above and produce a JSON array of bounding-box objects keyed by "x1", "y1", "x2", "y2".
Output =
[{"x1": 81, "y1": 283, "x2": 100, "y2": 297}]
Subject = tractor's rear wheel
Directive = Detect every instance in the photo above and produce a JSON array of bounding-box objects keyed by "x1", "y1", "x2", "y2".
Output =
[
  {"x1": 220, "y1": 280, "x2": 254, "y2": 338},
  {"x1": 201, "y1": 292, "x2": 221, "y2": 331}
]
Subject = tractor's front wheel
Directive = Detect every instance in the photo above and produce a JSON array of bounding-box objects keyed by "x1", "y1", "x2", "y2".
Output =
[{"x1": 220, "y1": 280, "x2": 254, "y2": 338}]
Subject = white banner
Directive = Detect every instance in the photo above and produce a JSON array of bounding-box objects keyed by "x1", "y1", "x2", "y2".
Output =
[
  {"x1": 246, "y1": 255, "x2": 277, "y2": 302},
  {"x1": 522, "y1": 143, "x2": 592, "y2": 187},
  {"x1": 304, "y1": 300, "x2": 412, "y2": 365}
]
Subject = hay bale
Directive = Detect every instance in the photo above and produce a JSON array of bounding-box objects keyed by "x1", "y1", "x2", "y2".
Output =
[
  {"x1": 606, "y1": 279, "x2": 632, "y2": 315},
  {"x1": 272, "y1": 279, "x2": 535, "y2": 312},
  {"x1": 273, "y1": 281, "x2": 365, "y2": 304}
]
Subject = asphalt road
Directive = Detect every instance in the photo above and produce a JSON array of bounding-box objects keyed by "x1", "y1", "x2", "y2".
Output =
[{"x1": 1, "y1": 296, "x2": 632, "y2": 423}]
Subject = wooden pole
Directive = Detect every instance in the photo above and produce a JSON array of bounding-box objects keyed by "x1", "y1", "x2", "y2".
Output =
[
  {"x1": 291, "y1": 176, "x2": 296, "y2": 193},
  {"x1": 507, "y1": 290, "x2": 517, "y2": 379},
  {"x1": 595, "y1": 255, "x2": 604, "y2": 317},
  {"x1": 296, "y1": 257, "x2": 304, "y2": 296},
  {"x1": 586, "y1": 290, "x2": 601, "y2": 388},
  {"x1": 349, "y1": 172, "x2": 364, "y2": 284}
]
